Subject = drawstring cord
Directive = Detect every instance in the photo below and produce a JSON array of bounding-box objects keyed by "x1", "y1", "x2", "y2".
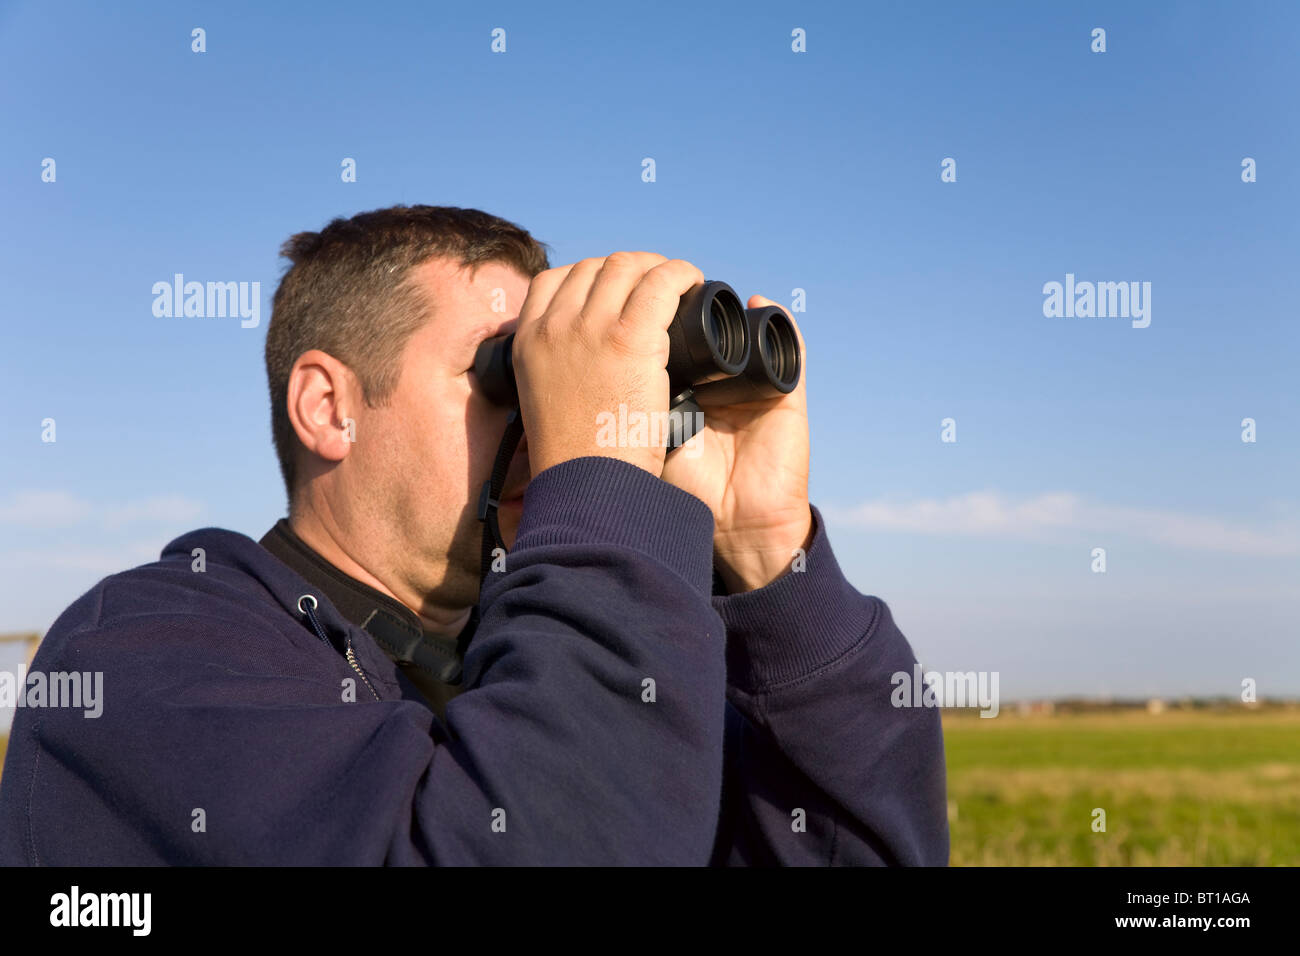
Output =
[
  {"x1": 297, "y1": 594, "x2": 332, "y2": 648},
  {"x1": 298, "y1": 593, "x2": 380, "y2": 701}
]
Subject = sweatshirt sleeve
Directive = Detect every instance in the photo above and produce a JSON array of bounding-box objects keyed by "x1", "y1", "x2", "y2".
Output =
[
  {"x1": 429, "y1": 455, "x2": 729, "y2": 865},
  {"x1": 708, "y1": 506, "x2": 950, "y2": 866},
  {"x1": 2, "y1": 457, "x2": 728, "y2": 866}
]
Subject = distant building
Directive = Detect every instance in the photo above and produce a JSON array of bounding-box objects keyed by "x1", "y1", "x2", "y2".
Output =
[{"x1": 1016, "y1": 699, "x2": 1056, "y2": 716}]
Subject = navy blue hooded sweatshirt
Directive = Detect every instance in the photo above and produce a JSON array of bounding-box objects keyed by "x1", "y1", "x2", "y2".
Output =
[{"x1": 0, "y1": 456, "x2": 948, "y2": 865}]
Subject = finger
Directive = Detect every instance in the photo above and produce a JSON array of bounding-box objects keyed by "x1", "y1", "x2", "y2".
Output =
[
  {"x1": 518, "y1": 263, "x2": 576, "y2": 325},
  {"x1": 618, "y1": 259, "x2": 706, "y2": 341},
  {"x1": 541, "y1": 256, "x2": 608, "y2": 332},
  {"x1": 748, "y1": 293, "x2": 792, "y2": 319},
  {"x1": 581, "y1": 252, "x2": 669, "y2": 328}
]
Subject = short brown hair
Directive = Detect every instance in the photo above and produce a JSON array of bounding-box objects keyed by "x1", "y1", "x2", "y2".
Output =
[{"x1": 264, "y1": 205, "x2": 549, "y2": 501}]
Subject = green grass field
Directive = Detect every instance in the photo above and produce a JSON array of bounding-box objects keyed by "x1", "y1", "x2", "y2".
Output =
[
  {"x1": 3, "y1": 709, "x2": 1297, "y2": 865},
  {"x1": 943, "y1": 708, "x2": 1300, "y2": 866}
]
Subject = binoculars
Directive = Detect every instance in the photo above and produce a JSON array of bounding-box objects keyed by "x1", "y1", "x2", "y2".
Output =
[{"x1": 473, "y1": 281, "x2": 801, "y2": 446}]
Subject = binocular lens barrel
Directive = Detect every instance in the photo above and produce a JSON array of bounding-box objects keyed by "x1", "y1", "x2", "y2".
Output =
[
  {"x1": 472, "y1": 281, "x2": 799, "y2": 411},
  {"x1": 759, "y1": 307, "x2": 801, "y2": 389},
  {"x1": 690, "y1": 306, "x2": 802, "y2": 405},
  {"x1": 473, "y1": 331, "x2": 519, "y2": 407},
  {"x1": 665, "y1": 281, "x2": 750, "y2": 390}
]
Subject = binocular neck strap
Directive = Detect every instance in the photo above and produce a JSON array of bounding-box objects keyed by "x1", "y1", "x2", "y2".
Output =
[{"x1": 473, "y1": 406, "x2": 524, "y2": 628}]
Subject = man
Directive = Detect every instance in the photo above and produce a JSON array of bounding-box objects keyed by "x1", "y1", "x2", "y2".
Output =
[{"x1": 0, "y1": 205, "x2": 947, "y2": 865}]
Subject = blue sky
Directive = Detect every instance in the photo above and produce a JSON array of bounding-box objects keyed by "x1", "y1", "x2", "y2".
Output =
[{"x1": 1, "y1": 0, "x2": 1297, "y2": 702}]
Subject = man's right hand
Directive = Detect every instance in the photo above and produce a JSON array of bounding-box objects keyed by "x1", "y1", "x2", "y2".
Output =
[{"x1": 511, "y1": 252, "x2": 705, "y2": 479}]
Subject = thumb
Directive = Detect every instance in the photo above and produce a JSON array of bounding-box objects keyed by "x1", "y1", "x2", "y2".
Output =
[{"x1": 748, "y1": 293, "x2": 793, "y2": 319}]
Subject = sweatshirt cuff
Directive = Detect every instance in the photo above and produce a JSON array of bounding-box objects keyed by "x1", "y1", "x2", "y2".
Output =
[
  {"x1": 513, "y1": 455, "x2": 716, "y2": 596},
  {"x1": 715, "y1": 504, "x2": 876, "y2": 692}
]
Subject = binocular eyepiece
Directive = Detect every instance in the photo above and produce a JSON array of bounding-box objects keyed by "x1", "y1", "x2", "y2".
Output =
[{"x1": 473, "y1": 280, "x2": 801, "y2": 416}]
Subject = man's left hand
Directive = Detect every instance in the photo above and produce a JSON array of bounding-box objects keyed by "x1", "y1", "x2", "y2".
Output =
[{"x1": 660, "y1": 294, "x2": 813, "y2": 593}]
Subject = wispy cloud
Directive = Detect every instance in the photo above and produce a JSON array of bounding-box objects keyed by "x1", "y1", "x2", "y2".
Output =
[
  {"x1": 825, "y1": 492, "x2": 1300, "y2": 557},
  {"x1": 0, "y1": 490, "x2": 94, "y2": 527},
  {"x1": 0, "y1": 491, "x2": 203, "y2": 530}
]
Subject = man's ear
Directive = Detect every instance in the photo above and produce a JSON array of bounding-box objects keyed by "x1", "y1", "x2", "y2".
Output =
[{"x1": 287, "y1": 349, "x2": 361, "y2": 466}]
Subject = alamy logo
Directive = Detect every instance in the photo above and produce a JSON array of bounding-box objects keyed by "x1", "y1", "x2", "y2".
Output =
[
  {"x1": 891, "y1": 663, "x2": 1000, "y2": 718},
  {"x1": 595, "y1": 404, "x2": 706, "y2": 458},
  {"x1": 152, "y1": 273, "x2": 261, "y2": 328},
  {"x1": 0, "y1": 667, "x2": 103, "y2": 718},
  {"x1": 1043, "y1": 273, "x2": 1151, "y2": 328},
  {"x1": 50, "y1": 886, "x2": 151, "y2": 936}
]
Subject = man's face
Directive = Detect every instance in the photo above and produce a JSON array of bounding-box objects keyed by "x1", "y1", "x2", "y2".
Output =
[{"x1": 343, "y1": 256, "x2": 533, "y2": 616}]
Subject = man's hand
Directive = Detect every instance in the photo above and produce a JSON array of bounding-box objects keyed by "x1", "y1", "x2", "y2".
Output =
[
  {"x1": 512, "y1": 252, "x2": 706, "y2": 479},
  {"x1": 660, "y1": 294, "x2": 813, "y2": 593}
]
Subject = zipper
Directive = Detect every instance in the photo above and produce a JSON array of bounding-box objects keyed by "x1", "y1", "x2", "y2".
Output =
[
  {"x1": 298, "y1": 594, "x2": 380, "y2": 701},
  {"x1": 344, "y1": 633, "x2": 381, "y2": 701}
]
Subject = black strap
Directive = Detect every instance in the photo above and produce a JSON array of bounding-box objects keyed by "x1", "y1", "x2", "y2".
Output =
[
  {"x1": 456, "y1": 605, "x2": 480, "y2": 660},
  {"x1": 467, "y1": 407, "x2": 524, "y2": 653},
  {"x1": 666, "y1": 388, "x2": 702, "y2": 452}
]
